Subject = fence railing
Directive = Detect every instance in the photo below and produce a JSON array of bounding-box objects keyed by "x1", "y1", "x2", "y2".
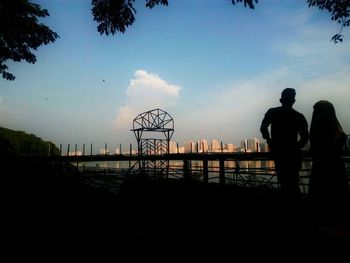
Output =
[{"x1": 34, "y1": 151, "x2": 350, "y2": 195}]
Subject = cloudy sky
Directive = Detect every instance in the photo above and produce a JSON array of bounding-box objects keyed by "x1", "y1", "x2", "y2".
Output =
[{"x1": 0, "y1": 0, "x2": 349, "y2": 152}]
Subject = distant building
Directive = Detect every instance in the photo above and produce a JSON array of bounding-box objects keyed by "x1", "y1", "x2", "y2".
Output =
[
  {"x1": 169, "y1": 141, "x2": 178, "y2": 153},
  {"x1": 210, "y1": 139, "x2": 221, "y2": 152},
  {"x1": 225, "y1": 143, "x2": 235, "y2": 152},
  {"x1": 178, "y1": 146, "x2": 185, "y2": 153},
  {"x1": 184, "y1": 141, "x2": 195, "y2": 153},
  {"x1": 198, "y1": 139, "x2": 209, "y2": 153},
  {"x1": 241, "y1": 138, "x2": 260, "y2": 152}
]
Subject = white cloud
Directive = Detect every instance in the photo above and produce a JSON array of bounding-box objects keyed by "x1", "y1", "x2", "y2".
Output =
[{"x1": 114, "y1": 70, "x2": 181, "y2": 129}]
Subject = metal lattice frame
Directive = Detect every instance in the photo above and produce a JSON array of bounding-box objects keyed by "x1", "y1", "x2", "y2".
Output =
[{"x1": 131, "y1": 108, "x2": 175, "y2": 175}]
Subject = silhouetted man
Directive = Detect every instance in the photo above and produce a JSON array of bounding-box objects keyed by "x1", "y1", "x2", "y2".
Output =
[{"x1": 260, "y1": 88, "x2": 308, "y2": 198}]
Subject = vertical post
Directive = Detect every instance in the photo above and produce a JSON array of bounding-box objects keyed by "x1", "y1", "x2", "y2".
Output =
[
  {"x1": 59, "y1": 144, "x2": 62, "y2": 156},
  {"x1": 105, "y1": 143, "x2": 107, "y2": 155},
  {"x1": 67, "y1": 144, "x2": 70, "y2": 156},
  {"x1": 167, "y1": 138, "x2": 170, "y2": 155},
  {"x1": 196, "y1": 142, "x2": 199, "y2": 154},
  {"x1": 129, "y1": 143, "x2": 132, "y2": 168},
  {"x1": 219, "y1": 158, "x2": 225, "y2": 185},
  {"x1": 221, "y1": 141, "x2": 223, "y2": 154},
  {"x1": 203, "y1": 159, "x2": 208, "y2": 183},
  {"x1": 120, "y1": 143, "x2": 122, "y2": 155},
  {"x1": 177, "y1": 142, "x2": 179, "y2": 154},
  {"x1": 83, "y1": 144, "x2": 85, "y2": 156},
  {"x1": 90, "y1": 143, "x2": 93, "y2": 156},
  {"x1": 166, "y1": 139, "x2": 170, "y2": 178},
  {"x1": 154, "y1": 139, "x2": 157, "y2": 155},
  {"x1": 183, "y1": 159, "x2": 190, "y2": 181},
  {"x1": 235, "y1": 161, "x2": 240, "y2": 185},
  {"x1": 75, "y1": 143, "x2": 78, "y2": 167}
]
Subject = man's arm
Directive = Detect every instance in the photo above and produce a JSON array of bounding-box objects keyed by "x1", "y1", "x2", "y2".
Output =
[{"x1": 260, "y1": 110, "x2": 272, "y2": 145}]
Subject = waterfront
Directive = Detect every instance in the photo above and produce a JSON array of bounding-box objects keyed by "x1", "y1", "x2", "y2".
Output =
[{"x1": 74, "y1": 159, "x2": 315, "y2": 194}]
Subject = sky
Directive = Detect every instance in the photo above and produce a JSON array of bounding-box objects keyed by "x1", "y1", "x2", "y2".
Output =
[{"x1": 0, "y1": 0, "x2": 350, "y2": 153}]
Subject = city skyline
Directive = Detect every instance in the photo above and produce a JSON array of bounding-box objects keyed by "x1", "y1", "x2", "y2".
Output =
[
  {"x1": 1, "y1": 1, "x2": 349, "y2": 148},
  {"x1": 64, "y1": 136, "x2": 267, "y2": 156}
]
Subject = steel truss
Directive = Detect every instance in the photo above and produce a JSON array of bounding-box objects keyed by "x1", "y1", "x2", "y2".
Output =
[{"x1": 131, "y1": 108, "x2": 174, "y2": 176}]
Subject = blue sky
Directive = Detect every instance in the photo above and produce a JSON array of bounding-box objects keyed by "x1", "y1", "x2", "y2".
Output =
[{"x1": 0, "y1": 0, "x2": 349, "y2": 152}]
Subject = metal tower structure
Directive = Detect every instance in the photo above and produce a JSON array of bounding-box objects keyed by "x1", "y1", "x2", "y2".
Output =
[{"x1": 131, "y1": 108, "x2": 174, "y2": 176}]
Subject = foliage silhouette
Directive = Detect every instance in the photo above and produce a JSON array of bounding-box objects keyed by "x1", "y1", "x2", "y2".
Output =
[
  {"x1": 1, "y1": 0, "x2": 348, "y2": 81},
  {"x1": 0, "y1": 0, "x2": 59, "y2": 80},
  {"x1": 91, "y1": 0, "x2": 258, "y2": 36},
  {"x1": 0, "y1": 126, "x2": 59, "y2": 156},
  {"x1": 308, "y1": 0, "x2": 350, "y2": 43}
]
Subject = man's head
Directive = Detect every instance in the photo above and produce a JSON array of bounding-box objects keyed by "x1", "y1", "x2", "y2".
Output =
[{"x1": 280, "y1": 88, "x2": 296, "y2": 107}]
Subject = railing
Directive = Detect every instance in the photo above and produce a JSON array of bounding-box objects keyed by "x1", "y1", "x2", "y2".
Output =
[{"x1": 29, "y1": 151, "x2": 349, "y2": 195}]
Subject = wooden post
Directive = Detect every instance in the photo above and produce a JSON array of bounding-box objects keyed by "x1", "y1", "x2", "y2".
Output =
[
  {"x1": 90, "y1": 143, "x2": 93, "y2": 156},
  {"x1": 219, "y1": 158, "x2": 225, "y2": 185},
  {"x1": 129, "y1": 143, "x2": 132, "y2": 168},
  {"x1": 105, "y1": 143, "x2": 107, "y2": 155},
  {"x1": 67, "y1": 144, "x2": 70, "y2": 156},
  {"x1": 177, "y1": 142, "x2": 179, "y2": 154},
  {"x1": 203, "y1": 159, "x2": 208, "y2": 183},
  {"x1": 75, "y1": 144, "x2": 77, "y2": 156},
  {"x1": 83, "y1": 144, "x2": 85, "y2": 156},
  {"x1": 183, "y1": 159, "x2": 190, "y2": 180},
  {"x1": 235, "y1": 160, "x2": 240, "y2": 185},
  {"x1": 120, "y1": 143, "x2": 122, "y2": 155}
]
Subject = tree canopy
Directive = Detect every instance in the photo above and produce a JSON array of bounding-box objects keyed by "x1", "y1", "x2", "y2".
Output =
[
  {"x1": 0, "y1": 126, "x2": 59, "y2": 156},
  {"x1": 91, "y1": 0, "x2": 259, "y2": 36},
  {"x1": 0, "y1": 0, "x2": 349, "y2": 81},
  {"x1": 0, "y1": 0, "x2": 59, "y2": 80},
  {"x1": 307, "y1": 0, "x2": 350, "y2": 43}
]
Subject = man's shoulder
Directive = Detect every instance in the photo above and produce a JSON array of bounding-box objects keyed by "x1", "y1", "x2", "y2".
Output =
[
  {"x1": 265, "y1": 106, "x2": 282, "y2": 114},
  {"x1": 291, "y1": 108, "x2": 306, "y2": 118},
  {"x1": 265, "y1": 107, "x2": 306, "y2": 119}
]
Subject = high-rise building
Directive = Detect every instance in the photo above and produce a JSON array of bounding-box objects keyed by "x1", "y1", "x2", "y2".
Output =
[
  {"x1": 198, "y1": 139, "x2": 209, "y2": 153},
  {"x1": 225, "y1": 143, "x2": 236, "y2": 152},
  {"x1": 169, "y1": 141, "x2": 178, "y2": 153},
  {"x1": 241, "y1": 138, "x2": 260, "y2": 152},
  {"x1": 210, "y1": 139, "x2": 221, "y2": 152},
  {"x1": 184, "y1": 141, "x2": 195, "y2": 153}
]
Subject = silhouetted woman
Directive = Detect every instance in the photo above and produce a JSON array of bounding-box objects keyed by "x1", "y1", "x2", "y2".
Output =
[{"x1": 309, "y1": 100, "x2": 349, "y2": 225}]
